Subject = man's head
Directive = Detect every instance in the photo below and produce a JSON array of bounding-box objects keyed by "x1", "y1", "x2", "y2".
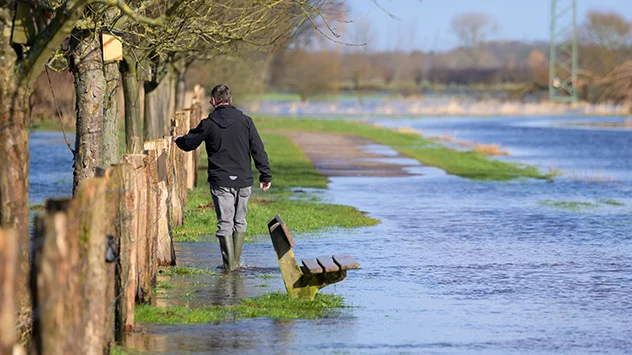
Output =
[{"x1": 211, "y1": 84, "x2": 232, "y2": 107}]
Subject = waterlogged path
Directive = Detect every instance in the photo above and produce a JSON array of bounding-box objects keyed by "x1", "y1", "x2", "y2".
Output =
[
  {"x1": 31, "y1": 115, "x2": 632, "y2": 354},
  {"x1": 284, "y1": 131, "x2": 419, "y2": 177}
]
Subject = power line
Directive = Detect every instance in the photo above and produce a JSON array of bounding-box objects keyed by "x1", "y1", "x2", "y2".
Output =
[{"x1": 549, "y1": 0, "x2": 578, "y2": 102}]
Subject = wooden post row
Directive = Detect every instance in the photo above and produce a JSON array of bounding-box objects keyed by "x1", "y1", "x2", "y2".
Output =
[{"x1": 19, "y1": 106, "x2": 206, "y2": 353}]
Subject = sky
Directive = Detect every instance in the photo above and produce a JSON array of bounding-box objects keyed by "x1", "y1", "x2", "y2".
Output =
[{"x1": 343, "y1": 0, "x2": 632, "y2": 52}]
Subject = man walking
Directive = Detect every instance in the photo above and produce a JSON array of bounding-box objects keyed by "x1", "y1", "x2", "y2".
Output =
[{"x1": 174, "y1": 84, "x2": 271, "y2": 271}]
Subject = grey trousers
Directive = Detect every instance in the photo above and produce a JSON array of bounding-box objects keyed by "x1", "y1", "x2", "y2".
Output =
[{"x1": 210, "y1": 184, "x2": 252, "y2": 237}]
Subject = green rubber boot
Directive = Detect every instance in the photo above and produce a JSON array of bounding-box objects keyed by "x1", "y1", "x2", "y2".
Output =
[
  {"x1": 217, "y1": 235, "x2": 235, "y2": 271},
  {"x1": 232, "y1": 231, "x2": 246, "y2": 270}
]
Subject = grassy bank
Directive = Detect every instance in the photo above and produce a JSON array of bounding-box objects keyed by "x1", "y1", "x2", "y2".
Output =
[
  {"x1": 173, "y1": 132, "x2": 379, "y2": 242},
  {"x1": 135, "y1": 293, "x2": 345, "y2": 325},
  {"x1": 539, "y1": 198, "x2": 625, "y2": 212},
  {"x1": 29, "y1": 119, "x2": 76, "y2": 132},
  {"x1": 254, "y1": 117, "x2": 549, "y2": 181}
]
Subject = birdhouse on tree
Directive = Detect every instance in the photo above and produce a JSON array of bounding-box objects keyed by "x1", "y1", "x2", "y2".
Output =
[{"x1": 102, "y1": 33, "x2": 123, "y2": 62}]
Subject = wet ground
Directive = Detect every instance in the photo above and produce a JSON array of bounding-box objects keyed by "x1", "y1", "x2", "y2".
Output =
[{"x1": 31, "y1": 115, "x2": 632, "y2": 354}]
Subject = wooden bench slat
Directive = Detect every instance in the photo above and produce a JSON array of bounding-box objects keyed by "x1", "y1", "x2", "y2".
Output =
[
  {"x1": 301, "y1": 258, "x2": 324, "y2": 274},
  {"x1": 317, "y1": 256, "x2": 339, "y2": 273},
  {"x1": 333, "y1": 254, "x2": 360, "y2": 270}
]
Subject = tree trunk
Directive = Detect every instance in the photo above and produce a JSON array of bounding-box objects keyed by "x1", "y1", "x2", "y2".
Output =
[
  {"x1": 122, "y1": 55, "x2": 142, "y2": 154},
  {"x1": 166, "y1": 68, "x2": 176, "y2": 134},
  {"x1": 175, "y1": 64, "x2": 187, "y2": 111},
  {"x1": 145, "y1": 65, "x2": 177, "y2": 141},
  {"x1": 103, "y1": 61, "x2": 120, "y2": 165},
  {"x1": 0, "y1": 14, "x2": 31, "y2": 310},
  {"x1": 71, "y1": 30, "x2": 106, "y2": 194},
  {"x1": 143, "y1": 81, "x2": 161, "y2": 140},
  {"x1": 0, "y1": 116, "x2": 29, "y2": 277}
]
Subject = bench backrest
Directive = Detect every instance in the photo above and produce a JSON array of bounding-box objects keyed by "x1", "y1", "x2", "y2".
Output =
[
  {"x1": 267, "y1": 215, "x2": 303, "y2": 293},
  {"x1": 266, "y1": 215, "x2": 295, "y2": 248}
]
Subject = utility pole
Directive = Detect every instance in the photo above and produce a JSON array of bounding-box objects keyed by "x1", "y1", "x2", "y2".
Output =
[{"x1": 549, "y1": 0, "x2": 578, "y2": 102}]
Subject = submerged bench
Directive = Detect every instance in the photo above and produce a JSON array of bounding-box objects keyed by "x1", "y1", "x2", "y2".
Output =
[{"x1": 267, "y1": 215, "x2": 360, "y2": 299}]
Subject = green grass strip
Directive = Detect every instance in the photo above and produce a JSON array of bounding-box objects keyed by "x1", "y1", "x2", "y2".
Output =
[
  {"x1": 540, "y1": 200, "x2": 598, "y2": 211},
  {"x1": 110, "y1": 345, "x2": 146, "y2": 355},
  {"x1": 598, "y1": 198, "x2": 625, "y2": 206},
  {"x1": 157, "y1": 266, "x2": 215, "y2": 277},
  {"x1": 540, "y1": 198, "x2": 626, "y2": 211},
  {"x1": 135, "y1": 293, "x2": 345, "y2": 324},
  {"x1": 253, "y1": 117, "x2": 549, "y2": 181}
]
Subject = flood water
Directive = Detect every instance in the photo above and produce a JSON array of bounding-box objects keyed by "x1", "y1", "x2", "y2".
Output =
[
  {"x1": 31, "y1": 115, "x2": 632, "y2": 354},
  {"x1": 29, "y1": 131, "x2": 74, "y2": 203}
]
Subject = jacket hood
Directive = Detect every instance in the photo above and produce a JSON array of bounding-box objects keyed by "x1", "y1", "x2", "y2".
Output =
[{"x1": 210, "y1": 105, "x2": 241, "y2": 128}]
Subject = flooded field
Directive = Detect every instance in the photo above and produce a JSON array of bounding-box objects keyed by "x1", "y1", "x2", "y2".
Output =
[{"x1": 30, "y1": 114, "x2": 632, "y2": 354}]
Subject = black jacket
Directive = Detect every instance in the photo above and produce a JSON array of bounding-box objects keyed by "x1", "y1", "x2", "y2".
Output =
[{"x1": 175, "y1": 105, "x2": 271, "y2": 188}]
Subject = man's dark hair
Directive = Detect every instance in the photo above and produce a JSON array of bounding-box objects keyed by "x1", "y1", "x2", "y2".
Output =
[{"x1": 211, "y1": 84, "x2": 232, "y2": 105}]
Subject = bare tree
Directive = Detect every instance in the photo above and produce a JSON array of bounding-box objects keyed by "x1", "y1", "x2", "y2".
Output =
[
  {"x1": 278, "y1": 49, "x2": 334, "y2": 101},
  {"x1": 582, "y1": 11, "x2": 631, "y2": 50},
  {"x1": 451, "y1": 12, "x2": 498, "y2": 67},
  {"x1": 349, "y1": 18, "x2": 374, "y2": 104},
  {"x1": 580, "y1": 10, "x2": 631, "y2": 74},
  {"x1": 115, "y1": 0, "x2": 333, "y2": 144}
]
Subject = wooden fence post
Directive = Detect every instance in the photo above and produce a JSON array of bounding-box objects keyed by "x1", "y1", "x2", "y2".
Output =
[
  {"x1": 146, "y1": 139, "x2": 176, "y2": 266},
  {"x1": 31, "y1": 174, "x2": 113, "y2": 355},
  {"x1": 120, "y1": 154, "x2": 152, "y2": 305},
  {"x1": 0, "y1": 228, "x2": 22, "y2": 355},
  {"x1": 108, "y1": 163, "x2": 136, "y2": 340},
  {"x1": 97, "y1": 166, "x2": 120, "y2": 353},
  {"x1": 31, "y1": 199, "x2": 80, "y2": 355},
  {"x1": 166, "y1": 136, "x2": 184, "y2": 227},
  {"x1": 73, "y1": 177, "x2": 111, "y2": 354},
  {"x1": 145, "y1": 139, "x2": 176, "y2": 272},
  {"x1": 173, "y1": 111, "x2": 190, "y2": 214},
  {"x1": 188, "y1": 104, "x2": 203, "y2": 189},
  {"x1": 142, "y1": 143, "x2": 159, "y2": 291}
]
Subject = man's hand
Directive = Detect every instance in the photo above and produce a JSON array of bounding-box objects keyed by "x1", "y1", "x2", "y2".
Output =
[
  {"x1": 172, "y1": 135, "x2": 182, "y2": 143},
  {"x1": 260, "y1": 181, "x2": 271, "y2": 192}
]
